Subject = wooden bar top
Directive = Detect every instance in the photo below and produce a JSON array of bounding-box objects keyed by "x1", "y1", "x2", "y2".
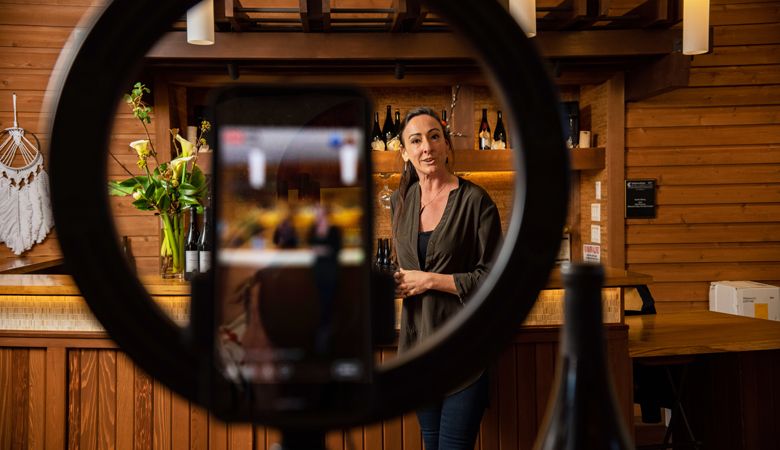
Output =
[
  {"x1": 0, "y1": 266, "x2": 650, "y2": 296},
  {"x1": 545, "y1": 266, "x2": 652, "y2": 289},
  {"x1": 0, "y1": 257, "x2": 64, "y2": 274},
  {"x1": 627, "y1": 311, "x2": 780, "y2": 358},
  {"x1": 0, "y1": 274, "x2": 190, "y2": 296}
]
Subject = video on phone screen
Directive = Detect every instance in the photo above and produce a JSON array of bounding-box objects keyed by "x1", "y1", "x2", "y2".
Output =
[{"x1": 215, "y1": 124, "x2": 368, "y2": 385}]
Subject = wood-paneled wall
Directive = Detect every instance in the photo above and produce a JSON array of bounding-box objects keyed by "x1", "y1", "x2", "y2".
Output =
[
  {"x1": 0, "y1": 0, "x2": 106, "y2": 265},
  {"x1": 625, "y1": 0, "x2": 780, "y2": 312},
  {"x1": 0, "y1": 327, "x2": 632, "y2": 450}
]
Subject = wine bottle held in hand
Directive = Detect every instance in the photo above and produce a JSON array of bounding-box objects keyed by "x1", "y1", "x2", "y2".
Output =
[
  {"x1": 534, "y1": 263, "x2": 634, "y2": 450},
  {"x1": 184, "y1": 206, "x2": 200, "y2": 281}
]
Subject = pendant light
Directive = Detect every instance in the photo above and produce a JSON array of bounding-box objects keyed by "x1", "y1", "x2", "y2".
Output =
[
  {"x1": 187, "y1": 0, "x2": 215, "y2": 46},
  {"x1": 683, "y1": 0, "x2": 709, "y2": 55},
  {"x1": 509, "y1": 0, "x2": 536, "y2": 38}
]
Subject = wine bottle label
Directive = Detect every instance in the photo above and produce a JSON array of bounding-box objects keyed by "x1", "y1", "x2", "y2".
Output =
[
  {"x1": 386, "y1": 136, "x2": 401, "y2": 151},
  {"x1": 199, "y1": 251, "x2": 212, "y2": 272},
  {"x1": 185, "y1": 250, "x2": 200, "y2": 272},
  {"x1": 491, "y1": 139, "x2": 506, "y2": 150},
  {"x1": 479, "y1": 130, "x2": 492, "y2": 150},
  {"x1": 371, "y1": 137, "x2": 386, "y2": 151}
]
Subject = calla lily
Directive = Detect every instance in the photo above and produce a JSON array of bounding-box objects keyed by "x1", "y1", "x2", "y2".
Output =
[
  {"x1": 170, "y1": 155, "x2": 195, "y2": 180},
  {"x1": 130, "y1": 139, "x2": 151, "y2": 158},
  {"x1": 175, "y1": 134, "x2": 196, "y2": 157}
]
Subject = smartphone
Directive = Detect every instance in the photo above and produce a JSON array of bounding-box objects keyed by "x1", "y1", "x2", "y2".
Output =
[{"x1": 207, "y1": 86, "x2": 374, "y2": 419}]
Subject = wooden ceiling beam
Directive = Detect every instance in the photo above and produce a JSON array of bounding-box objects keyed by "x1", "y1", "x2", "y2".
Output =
[
  {"x1": 301, "y1": 0, "x2": 331, "y2": 32},
  {"x1": 626, "y1": 52, "x2": 690, "y2": 101},
  {"x1": 539, "y1": 0, "x2": 599, "y2": 30},
  {"x1": 148, "y1": 29, "x2": 681, "y2": 60}
]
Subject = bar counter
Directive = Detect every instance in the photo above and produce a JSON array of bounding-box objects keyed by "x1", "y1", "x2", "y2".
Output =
[{"x1": 0, "y1": 270, "x2": 636, "y2": 449}]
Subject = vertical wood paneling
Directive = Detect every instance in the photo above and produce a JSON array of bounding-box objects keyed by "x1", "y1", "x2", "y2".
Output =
[
  {"x1": 266, "y1": 427, "x2": 282, "y2": 449},
  {"x1": 228, "y1": 423, "x2": 253, "y2": 450},
  {"x1": 326, "y1": 429, "x2": 344, "y2": 450},
  {"x1": 46, "y1": 347, "x2": 67, "y2": 450},
  {"x1": 480, "y1": 366, "x2": 499, "y2": 450},
  {"x1": 346, "y1": 426, "x2": 364, "y2": 450},
  {"x1": 363, "y1": 420, "x2": 383, "y2": 450},
  {"x1": 209, "y1": 415, "x2": 228, "y2": 450},
  {"x1": 134, "y1": 366, "x2": 153, "y2": 450},
  {"x1": 515, "y1": 345, "x2": 538, "y2": 450},
  {"x1": 497, "y1": 348, "x2": 518, "y2": 450},
  {"x1": 116, "y1": 352, "x2": 134, "y2": 450},
  {"x1": 80, "y1": 350, "x2": 99, "y2": 450},
  {"x1": 98, "y1": 351, "x2": 117, "y2": 450},
  {"x1": 170, "y1": 392, "x2": 190, "y2": 450},
  {"x1": 12, "y1": 349, "x2": 30, "y2": 449},
  {"x1": 401, "y1": 413, "x2": 421, "y2": 450},
  {"x1": 0, "y1": 349, "x2": 13, "y2": 450},
  {"x1": 190, "y1": 405, "x2": 209, "y2": 450},
  {"x1": 152, "y1": 379, "x2": 171, "y2": 450},
  {"x1": 533, "y1": 343, "x2": 556, "y2": 423},
  {"x1": 28, "y1": 349, "x2": 46, "y2": 450},
  {"x1": 68, "y1": 351, "x2": 81, "y2": 450}
]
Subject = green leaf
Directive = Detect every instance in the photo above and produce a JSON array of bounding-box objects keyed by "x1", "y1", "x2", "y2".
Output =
[
  {"x1": 108, "y1": 181, "x2": 133, "y2": 196},
  {"x1": 154, "y1": 186, "x2": 166, "y2": 203},
  {"x1": 190, "y1": 165, "x2": 205, "y2": 187},
  {"x1": 117, "y1": 176, "x2": 148, "y2": 189},
  {"x1": 159, "y1": 194, "x2": 171, "y2": 212},
  {"x1": 178, "y1": 182, "x2": 199, "y2": 196},
  {"x1": 132, "y1": 199, "x2": 155, "y2": 211}
]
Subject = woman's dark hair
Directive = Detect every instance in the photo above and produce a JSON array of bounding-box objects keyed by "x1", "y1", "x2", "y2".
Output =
[{"x1": 392, "y1": 107, "x2": 454, "y2": 244}]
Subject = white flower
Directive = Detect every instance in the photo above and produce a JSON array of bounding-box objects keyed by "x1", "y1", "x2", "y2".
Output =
[
  {"x1": 130, "y1": 139, "x2": 151, "y2": 158},
  {"x1": 175, "y1": 134, "x2": 195, "y2": 157}
]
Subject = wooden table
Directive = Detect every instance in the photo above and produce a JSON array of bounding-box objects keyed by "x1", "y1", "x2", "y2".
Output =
[
  {"x1": 627, "y1": 310, "x2": 780, "y2": 357},
  {"x1": 626, "y1": 311, "x2": 780, "y2": 450}
]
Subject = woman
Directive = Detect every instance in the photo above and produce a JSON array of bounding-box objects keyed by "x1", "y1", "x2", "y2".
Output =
[{"x1": 391, "y1": 107, "x2": 502, "y2": 450}]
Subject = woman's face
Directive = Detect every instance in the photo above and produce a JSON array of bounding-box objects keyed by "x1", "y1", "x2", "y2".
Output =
[{"x1": 401, "y1": 114, "x2": 450, "y2": 177}]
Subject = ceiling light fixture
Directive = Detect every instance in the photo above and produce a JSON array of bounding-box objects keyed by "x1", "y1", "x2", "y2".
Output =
[
  {"x1": 683, "y1": 0, "x2": 710, "y2": 55},
  {"x1": 187, "y1": 0, "x2": 215, "y2": 45},
  {"x1": 509, "y1": 0, "x2": 536, "y2": 38}
]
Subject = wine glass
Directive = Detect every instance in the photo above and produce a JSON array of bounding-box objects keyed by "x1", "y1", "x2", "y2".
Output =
[{"x1": 377, "y1": 173, "x2": 393, "y2": 210}]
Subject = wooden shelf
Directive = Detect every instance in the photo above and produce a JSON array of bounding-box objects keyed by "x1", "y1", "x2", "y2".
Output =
[{"x1": 372, "y1": 147, "x2": 605, "y2": 173}]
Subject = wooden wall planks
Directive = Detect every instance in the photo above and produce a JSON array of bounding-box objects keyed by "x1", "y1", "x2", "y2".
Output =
[{"x1": 625, "y1": 0, "x2": 780, "y2": 312}]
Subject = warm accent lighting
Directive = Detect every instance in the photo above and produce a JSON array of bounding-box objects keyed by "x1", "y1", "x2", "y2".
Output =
[
  {"x1": 683, "y1": 0, "x2": 710, "y2": 55},
  {"x1": 187, "y1": 0, "x2": 215, "y2": 46},
  {"x1": 509, "y1": 0, "x2": 537, "y2": 38}
]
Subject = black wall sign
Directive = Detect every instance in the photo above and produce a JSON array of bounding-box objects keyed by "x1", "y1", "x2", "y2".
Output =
[{"x1": 625, "y1": 179, "x2": 656, "y2": 218}]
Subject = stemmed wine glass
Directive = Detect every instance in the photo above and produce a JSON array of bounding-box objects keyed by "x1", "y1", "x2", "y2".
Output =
[{"x1": 377, "y1": 173, "x2": 393, "y2": 210}]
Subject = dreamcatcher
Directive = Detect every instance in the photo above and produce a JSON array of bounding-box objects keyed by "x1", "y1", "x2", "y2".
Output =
[{"x1": 0, "y1": 93, "x2": 54, "y2": 255}]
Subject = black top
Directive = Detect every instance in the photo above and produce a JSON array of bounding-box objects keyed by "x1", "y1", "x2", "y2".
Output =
[{"x1": 417, "y1": 231, "x2": 433, "y2": 270}]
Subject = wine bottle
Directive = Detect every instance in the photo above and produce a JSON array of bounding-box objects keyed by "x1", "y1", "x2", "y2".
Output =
[
  {"x1": 184, "y1": 207, "x2": 200, "y2": 281},
  {"x1": 374, "y1": 238, "x2": 384, "y2": 272},
  {"x1": 533, "y1": 263, "x2": 633, "y2": 450},
  {"x1": 384, "y1": 238, "x2": 397, "y2": 273},
  {"x1": 371, "y1": 112, "x2": 385, "y2": 151},
  {"x1": 492, "y1": 110, "x2": 507, "y2": 149},
  {"x1": 387, "y1": 109, "x2": 402, "y2": 152},
  {"x1": 478, "y1": 108, "x2": 492, "y2": 150},
  {"x1": 198, "y1": 200, "x2": 213, "y2": 273},
  {"x1": 441, "y1": 109, "x2": 448, "y2": 129},
  {"x1": 382, "y1": 105, "x2": 394, "y2": 145},
  {"x1": 122, "y1": 236, "x2": 136, "y2": 274}
]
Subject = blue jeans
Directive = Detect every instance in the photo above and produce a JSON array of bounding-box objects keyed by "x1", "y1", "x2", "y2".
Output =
[{"x1": 416, "y1": 373, "x2": 489, "y2": 450}]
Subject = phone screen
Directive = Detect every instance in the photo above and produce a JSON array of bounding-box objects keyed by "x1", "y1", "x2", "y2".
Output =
[{"x1": 211, "y1": 87, "x2": 372, "y2": 394}]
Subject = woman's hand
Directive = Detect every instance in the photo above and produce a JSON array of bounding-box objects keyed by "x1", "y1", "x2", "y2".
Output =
[{"x1": 394, "y1": 268, "x2": 430, "y2": 298}]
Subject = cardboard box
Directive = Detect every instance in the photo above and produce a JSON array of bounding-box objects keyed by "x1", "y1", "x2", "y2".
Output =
[{"x1": 709, "y1": 281, "x2": 780, "y2": 321}]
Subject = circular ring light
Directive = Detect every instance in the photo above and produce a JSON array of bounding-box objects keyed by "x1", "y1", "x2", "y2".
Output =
[{"x1": 48, "y1": 0, "x2": 569, "y2": 427}]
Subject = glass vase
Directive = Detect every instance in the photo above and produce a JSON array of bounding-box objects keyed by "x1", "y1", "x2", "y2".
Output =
[{"x1": 159, "y1": 211, "x2": 185, "y2": 280}]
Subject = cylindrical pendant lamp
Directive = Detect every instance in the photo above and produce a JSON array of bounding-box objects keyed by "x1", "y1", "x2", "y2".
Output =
[
  {"x1": 683, "y1": 0, "x2": 709, "y2": 55},
  {"x1": 187, "y1": 0, "x2": 215, "y2": 46},
  {"x1": 509, "y1": 0, "x2": 537, "y2": 38}
]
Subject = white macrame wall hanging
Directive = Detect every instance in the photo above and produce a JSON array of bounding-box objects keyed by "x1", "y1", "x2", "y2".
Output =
[{"x1": 0, "y1": 93, "x2": 54, "y2": 255}]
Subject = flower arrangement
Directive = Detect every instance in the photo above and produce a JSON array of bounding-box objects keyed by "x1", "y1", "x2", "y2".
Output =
[{"x1": 108, "y1": 82, "x2": 210, "y2": 277}]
